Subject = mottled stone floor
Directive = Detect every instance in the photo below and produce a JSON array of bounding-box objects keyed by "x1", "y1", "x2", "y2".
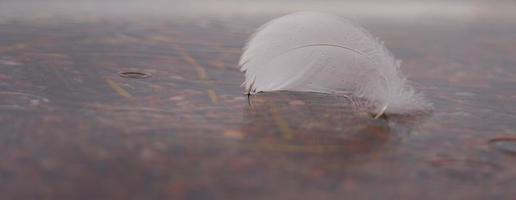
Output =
[{"x1": 1, "y1": 1, "x2": 516, "y2": 199}]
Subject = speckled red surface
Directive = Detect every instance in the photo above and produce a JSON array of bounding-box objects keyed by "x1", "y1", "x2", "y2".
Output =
[{"x1": 1, "y1": 1, "x2": 516, "y2": 199}]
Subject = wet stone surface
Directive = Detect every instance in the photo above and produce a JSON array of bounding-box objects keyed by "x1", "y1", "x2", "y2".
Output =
[{"x1": 0, "y1": 2, "x2": 516, "y2": 200}]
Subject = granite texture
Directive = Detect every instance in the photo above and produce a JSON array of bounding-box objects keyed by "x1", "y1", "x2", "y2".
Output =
[{"x1": 0, "y1": 1, "x2": 516, "y2": 199}]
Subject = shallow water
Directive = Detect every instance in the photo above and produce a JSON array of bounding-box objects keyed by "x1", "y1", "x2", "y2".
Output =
[{"x1": 0, "y1": 1, "x2": 516, "y2": 199}]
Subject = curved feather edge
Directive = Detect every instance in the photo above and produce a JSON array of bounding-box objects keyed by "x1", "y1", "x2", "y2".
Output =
[{"x1": 239, "y1": 11, "x2": 433, "y2": 115}]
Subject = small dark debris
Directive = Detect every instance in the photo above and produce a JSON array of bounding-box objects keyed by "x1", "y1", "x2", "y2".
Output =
[{"x1": 118, "y1": 71, "x2": 152, "y2": 79}]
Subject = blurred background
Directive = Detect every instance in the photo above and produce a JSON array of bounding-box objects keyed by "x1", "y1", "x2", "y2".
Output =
[{"x1": 1, "y1": 0, "x2": 515, "y2": 21}]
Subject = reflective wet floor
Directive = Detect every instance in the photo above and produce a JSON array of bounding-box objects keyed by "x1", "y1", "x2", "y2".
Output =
[{"x1": 1, "y1": 1, "x2": 516, "y2": 199}]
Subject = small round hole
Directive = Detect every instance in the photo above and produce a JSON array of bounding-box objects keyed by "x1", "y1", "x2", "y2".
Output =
[
  {"x1": 119, "y1": 71, "x2": 152, "y2": 79},
  {"x1": 488, "y1": 137, "x2": 516, "y2": 155}
]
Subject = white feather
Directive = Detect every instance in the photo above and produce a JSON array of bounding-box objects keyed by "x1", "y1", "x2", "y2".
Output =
[{"x1": 239, "y1": 12, "x2": 432, "y2": 116}]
